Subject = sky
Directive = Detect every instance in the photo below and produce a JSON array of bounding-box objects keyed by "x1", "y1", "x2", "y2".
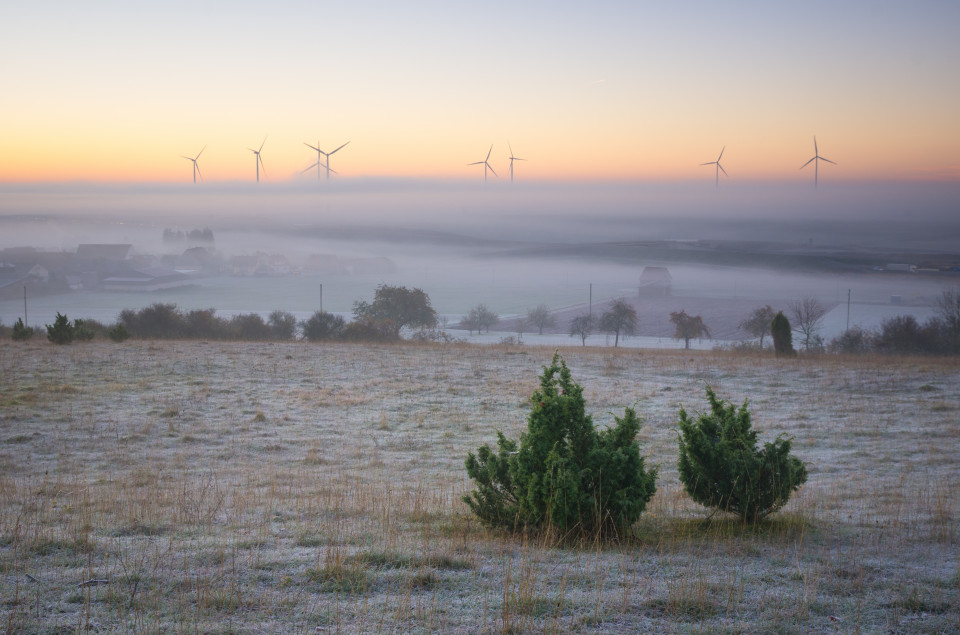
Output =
[{"x1": 2, "y1": 1, "x2": 960, "y2": 184}]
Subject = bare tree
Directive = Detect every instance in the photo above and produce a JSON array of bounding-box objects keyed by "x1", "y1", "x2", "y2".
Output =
[
  {"x1": 515, "y1": 316, "x2": 527, "y2": 344},
  {"x1": 466, "y1": 304, "x2": 499, "y2": 334},
  {"x1": 598, "y1": 299, "x2": 638, "y2": 347},
  {"x1": 569, "y1": 313, "x2": 595, "y2": 347},
  {"x1": 934, "y1": 287, "x2": 960, "y2": 353},
  {"x1": 527, "y1": 304, "x2": 557, "y2": 335},
  {"x1": 740, "y1": 305, "x2": 776, "y2": 348},
  {"x1": 789, "y1": 297, "x2": 826, "y2": 351},
  {"x1": 268, "y1": 310, "x2": 297, "y2": 341},
  {"x1": 670, "y1": 310, "x2": 711, "y2": 350},
  {"x1": 301, "y1": 310, "x2": 345, "y2": 341},
  {"x1": 459, "y1": 312, "x2": 479, "y2": 335}
]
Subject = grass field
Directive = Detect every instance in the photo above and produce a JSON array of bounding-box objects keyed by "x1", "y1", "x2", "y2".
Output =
[{"x1": 1, "y1": 340, "x2": 958, "y2": 633}]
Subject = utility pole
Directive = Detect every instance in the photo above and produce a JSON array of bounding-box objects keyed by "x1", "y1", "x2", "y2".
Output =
[
  {"x1": 589, "y1": 283, "x2": 592, "y2": 318},
  {"x1": 846, "y1": 289, "x2": 851, "y2": 332}
]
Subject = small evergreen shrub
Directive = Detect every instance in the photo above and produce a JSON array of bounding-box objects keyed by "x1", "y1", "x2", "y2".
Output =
[
  {"x1": 12, "y1": 318, "x2": 35, "y2": 341},
  {"x1": 46, "y1": 312, "x2": 76, "y2": 345},
  {"x1": 771, "y1": 311, "x2": 795, "y2": 357},
  {"x1": 73, "y1": 318, "x2": 96, "y2": 341},
  {"x1": 108, "y1": 323, "x2": 130, "y2": 343},
  {"x1": 677, "y1": 387, "x2": 807, "y2": 522},
  {"x1": 464, "y1": 352, "x2": 657, "y2": 538}
]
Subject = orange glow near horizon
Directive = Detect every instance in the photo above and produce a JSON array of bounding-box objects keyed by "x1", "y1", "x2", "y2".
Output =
[
  {"x1": 3, "y1": 125, "x2": 959, "y2": 184},
  {"x1": 2, "y1": 5, "x2": 958, "y2": 186}
]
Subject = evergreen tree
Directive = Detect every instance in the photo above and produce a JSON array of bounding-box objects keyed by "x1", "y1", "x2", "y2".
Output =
[
  {"x1": 677, "y1": 387, "x2": 807, "y2": 522},
  {"x1": 12, "y1": 317, "x2": 35, "y2": 341},
  {"x1": 108, "y1": 323, "x2": 130, "y2": 342},
  {"x1": 46, "y1": 312, "x2": 75, "y2": 345},
  {"x1": 771, "y1": 311, "x2": 795, "y2": 357},
  {"x1": 464, "y1": 352, "x2": 657, "y2": 537}
]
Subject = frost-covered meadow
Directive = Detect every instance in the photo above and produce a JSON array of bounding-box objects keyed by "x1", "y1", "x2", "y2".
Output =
[{"x1": 1, "y1": 339, "x2": 958, "y2": 633}]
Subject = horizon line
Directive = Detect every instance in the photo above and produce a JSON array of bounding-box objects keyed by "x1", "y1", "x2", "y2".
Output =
[{"x1": 2, "y1": 174, "x2": 960, "y2": 189}]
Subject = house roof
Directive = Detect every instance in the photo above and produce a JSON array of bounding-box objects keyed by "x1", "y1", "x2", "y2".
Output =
[{"x1": 640, "y1": 266, "x2": 672, "y2": 283}]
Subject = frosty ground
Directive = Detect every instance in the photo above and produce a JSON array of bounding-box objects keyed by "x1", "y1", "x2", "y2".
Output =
[{"x1": 1, "y1": 340, "x2": 958, "y2": 633}]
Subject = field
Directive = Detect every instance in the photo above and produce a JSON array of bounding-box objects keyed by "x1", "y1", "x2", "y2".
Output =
[{"x1": 1, "y1": 340, "x2": 958, "y2": 633}]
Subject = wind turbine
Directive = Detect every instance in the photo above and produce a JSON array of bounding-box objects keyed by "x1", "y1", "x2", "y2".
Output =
[
  {"x1": 248, "y1": 137, "x2": 266, "y2": 182},
  {"x1": 507, "y1": 143, "x2": 526, "y2": 183},
  {"x1": 181, "y1": 146, "x2": 205, "y2": 184},
  {"x1": 468, "y1": 145, "x2": 497, "y2": 182},
  {"x1": 700, "y1": 146, "x2": 727, "y2": 188},
  {"x1": 800, "y1": 136, "x2": 836, "y2": 188},
  {"x1": 303, "y1": 141, "x2": 350, "y2": 181}
]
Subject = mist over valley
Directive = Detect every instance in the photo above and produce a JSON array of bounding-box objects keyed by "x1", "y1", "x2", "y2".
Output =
[{"x1": 2, "y1": 181, "x2": 958, "y2": 346}]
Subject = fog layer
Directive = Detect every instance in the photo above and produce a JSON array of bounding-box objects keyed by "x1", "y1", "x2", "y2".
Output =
[{"x1": 1, "y1": 180, "x2": 957, "y2": 344}]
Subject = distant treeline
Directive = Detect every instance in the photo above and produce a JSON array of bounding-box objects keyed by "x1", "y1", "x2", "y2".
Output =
[
  {"x1": 827, "y1": 314, "x2": 959, "y2": 356},
  {"x1": 113, "y1": 304, "x2": 419, "y2": 343},
  {"x1": 5, "y1": 283, "x2": 960, "y2": 356}
]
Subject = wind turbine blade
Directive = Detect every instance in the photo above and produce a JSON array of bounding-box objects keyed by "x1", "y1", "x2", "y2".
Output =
[
  {"x1": 800, "y1": 157, "x2": 816, "y2": 170},
  {"x1": 259, "y1": 137, "x2": 267, "y2": 153},
  {"x1": 718, "y1": 164, "x2": 728, "y2": 177},
  {"x1": 485, "y1": 144, "x2": 493, "y2": 161},
  {"x1": 508, "y1": 142, "x2": 514, "y2": 157},
  {"x1": 468, "y1": 161, "x2": 484, "y2": 166},
  {"x1": 821, "y1": 157, "x2": 837, "y2": 165},
  {"x1": 195, "y1": 164, "x2": 203, "y2": 181},
  {"x1": 813, "y1": 136, "x2": 818, "y2": 154},
  {"x1": 487, "y1": 164, "x2": 498, "y2": 177},
  {"x1": 196, "y1": 145, "x2": 206, "y2": 160},
  {"x1": 700, "y1": 161, "x2": 714, "y2": 166},
  {"x1": 304, "y1": 142, "x2": 320, "y2": 152},
  {"x1": 181, "y1": 156, "x2": 193, "y2": 161},
  {"x1": 718, "y1": 146, "x2": 725, "y2": 161},
  {"x1": 331, "y1": 141, "x2": 350, "y2": 154},
  {"x1": 303, "y1": 162, "x2": 319, "y2": 173}
]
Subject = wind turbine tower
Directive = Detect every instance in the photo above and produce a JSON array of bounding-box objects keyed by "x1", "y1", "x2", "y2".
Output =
[
  {"x1": 508, "y1": 143, "x2": 526, "y2": 183},
  {"x1": 469, "y1": 145, "x2": 497, "y2": 182},
  {"x1": 700, "y1": 146, "x2": 727, "y2": 188},
  {"x1": 304, "y1": 141, "x2": 350, "y2": 181},
  {"x1": 800, "y1": 136, "x2": 836, "y2": 188},
  {"x1": 181, "y1": 146, "x2": 205, "y2": 184},
  {"x1": 249, "y1": 137, "x2": 266, "y2": 182}
]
